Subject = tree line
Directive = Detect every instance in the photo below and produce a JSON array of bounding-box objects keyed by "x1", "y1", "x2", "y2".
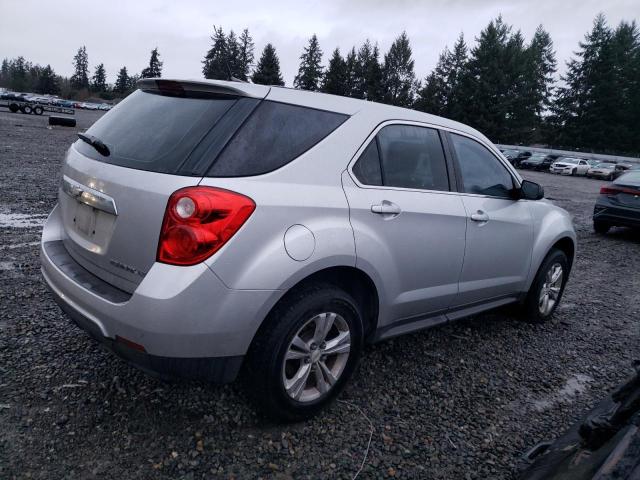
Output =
[{"x1": 0, "y1": 13, "x2": 638, "y2": 155}]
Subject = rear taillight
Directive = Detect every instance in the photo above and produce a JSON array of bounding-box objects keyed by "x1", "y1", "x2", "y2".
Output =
[
  {"x1": 157, "y1": 186, "x2": 255, "y2": 266},
  {"x1": 600, "y1": 186, "x2": 640, "y2": 196}
]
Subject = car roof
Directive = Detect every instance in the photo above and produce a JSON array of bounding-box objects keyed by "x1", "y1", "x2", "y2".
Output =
[{"x1": 138, "y1": 77, "x2": 494, "y2": 146}]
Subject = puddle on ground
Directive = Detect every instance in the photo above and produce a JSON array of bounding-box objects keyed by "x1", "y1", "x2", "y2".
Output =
[
  {"x1": 532, "y1": 374, "x2": 592, "y2": 412},
  {"x1": 0, "y1": 212, "x2": 47, "y2": 228}
]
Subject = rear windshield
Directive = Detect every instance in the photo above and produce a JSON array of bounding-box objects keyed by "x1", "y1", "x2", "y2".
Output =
[{"x1": 75, "y1": 90, "x2": 237, "y2": 173}]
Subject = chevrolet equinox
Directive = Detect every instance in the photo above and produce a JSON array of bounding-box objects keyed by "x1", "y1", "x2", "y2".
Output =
[{"x1": 41, "y1": 79, "x2": 576, "y2": 421}]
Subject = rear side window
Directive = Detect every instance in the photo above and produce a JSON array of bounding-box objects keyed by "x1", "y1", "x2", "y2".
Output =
[
  {"x1": 377, "y1": 125, "x2": 449, "y2": 191},
  {"x1": 450, "y1": 133, "x2": 514, "y2": 198},
  {"x1": 352, "y1": 141, "x2": 382, "y2": 186},
  {"x1": 75, "y1": 90, "x2": 236, "y2": 173},
  {"x1": 208, "y1": 101, "x2": 348, "y2": 177}
]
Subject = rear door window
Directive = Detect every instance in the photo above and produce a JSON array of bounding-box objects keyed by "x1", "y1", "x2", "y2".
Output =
[
  {"x1": 75, "y1": 90, "x2": 237, "y2": 174},
  {"x1": 352, "y1": 141, "x2": 383, "y2": 186},
  {"x1": 376, "y1": 125, "x2": 450, "y2": 191},
  {"x1": 207, "y1": 101, "x2": 348, "y2": 177}
]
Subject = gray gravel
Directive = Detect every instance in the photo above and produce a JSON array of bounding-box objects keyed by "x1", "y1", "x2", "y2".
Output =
[{"x1": 1, "y1": 108, "x2": 639, "y2": 479}]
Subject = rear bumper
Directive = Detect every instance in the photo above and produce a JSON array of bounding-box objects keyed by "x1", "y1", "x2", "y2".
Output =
[
  {"x1": 593, "y1": 202, "x2": 640, "y2": 228},
  {"x1": 48, "y1": 283, "x2": 243, "y2": 383},
  {"x1": 41, "y1": 205, "x2": 282, "y2": 382}
]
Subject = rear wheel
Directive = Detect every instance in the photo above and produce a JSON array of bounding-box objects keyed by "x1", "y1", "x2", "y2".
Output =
[
  {"x1": 521, "y1": 249, "x2": 569, "y2": 323},
  {"x1": 594, "y1": 221, "x2": 611, "y2": 234},
  {"x1": 244, "y1": 283, "x2": 363, "y2": 421},
  {"x1": 33, "y1": 106, "x2": 44, "y2": 115}
]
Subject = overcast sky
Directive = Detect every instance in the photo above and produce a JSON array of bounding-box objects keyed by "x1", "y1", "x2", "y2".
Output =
[{"x1": 1, "y1": 0, "x2": 638, "y2": 85}]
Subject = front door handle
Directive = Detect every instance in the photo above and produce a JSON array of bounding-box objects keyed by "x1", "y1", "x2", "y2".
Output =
[
  {"x1": 470, "y1": 210, "x2": 489, "y2": 222},
  {"x1": 371, "y1": 201, "x2": 401, "y2": 215}
]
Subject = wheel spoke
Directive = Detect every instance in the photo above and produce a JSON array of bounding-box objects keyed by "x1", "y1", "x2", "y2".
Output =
[
  {"x1": 549, "y1": 286, "x2": 561, "y2": 300},
  {"x1": 313, "y1": 312, "x2": 335, "y2": 344},
  {"x1": 286, "y1": 348, "x2": 308, "y2": 360},
  {"x1": 551, "y1": 265, "x2": 562, "y2": 284},
  {"x1": 285, "y1": 363, "x2": 311, "y2": 400},
  {"x1": 541, "y1": 294, "x2": 549, "y2": 314},
  {"x1": 314, "y1": 364, "x2": 330, "y2": 394},
  {"x1": 319, "y1": 361, "x2": 338, "y2": 386},
  {"x1": 323, "y1": 330, "x2": 351, "y2": 356},
  {"x1": 290, "y1": 334, "x2": 310, "y2": 354}
]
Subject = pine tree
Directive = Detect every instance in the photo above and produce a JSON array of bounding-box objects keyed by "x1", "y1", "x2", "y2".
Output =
[
  {"x1": 141, "y1": 47, "x2": 163, "y2": 78},
  {"x1": 455, "y1": 17, "x2": 515, "y2": 142},
  {"x1": 36, "y1": 65, "x2": 59, "y2": 95},
  {"x1": 552, "y1": 14, "x2": 615, "y2": 151},
  {"x1": 203, "y1": 26, "x2": 229, "y2": 80},
  {"x1": 414, "y1": 48, "x2": 451, "y2": 116},
  {"x1": 527, "y1": 26, "x2": 557, "y2": 142},
  {"x1": 0, "y1": 59, "x2": 9, "y2": 88},
  {"x1": 226, "y1": 30, "x2": 242, "y2": 79},
  {"x1": 238, "y1": 29, "x2": 255, "y2": 81},
  {"x1": 9, "y1": 57, "x2": 28, "y2": 91},
  {"x1": 321, "y1": 48, "x2": 348, "y2": 95},
  {"x1": 353, "y1": 40, "x2": 383, "y2": 101},
  {"x1": 114, "y1": 66, "x2": 130, "y2": 94},
  {"x1": 71, "y1": 46, "x2": 89, "y2": 89},
  {"x1": 251, "y1": 43, "x2": 284, "y2": 86},
  {"x1": 294, "y1": 34, "x2": 323, "y2": 91},
  {"x1": 382, "y1": 32, "x2": 417, "y2": 107},
  {"x1": 128, "y1": 74, "x2": 140, "y2": 91},
  {"x1": 343, "y1": 47, "x2": 358, "y2": 97},
  {"x1": 91, "y1": 63, "x2": 107, "y2": 92}
]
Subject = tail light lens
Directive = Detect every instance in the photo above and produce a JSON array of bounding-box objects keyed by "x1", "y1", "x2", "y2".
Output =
[
  {"x1": 157, "y1": 186, "x2": 255, "y2": 266},
  {"x1": 600, "y1": 186, "x2": 640, "y2": 196}
]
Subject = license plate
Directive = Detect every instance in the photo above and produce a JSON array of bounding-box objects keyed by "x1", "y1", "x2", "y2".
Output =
[{"x1": 74, "y1": 203, "x2": 96, "y2": 236}]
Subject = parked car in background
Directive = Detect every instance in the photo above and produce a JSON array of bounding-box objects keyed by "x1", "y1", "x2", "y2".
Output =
[
  {"x1": 41, "y1": 78, "x2": 577, "y2": 420},
  {"x1": 519, "y1": 153, "x2": 558, "y2": 171},
  {"x1": 611, "y1": 163, "x2": 638, "y2": 180},
  {"x1": 513, "y1": 150, "x2": 532, "y2": 167},
  {"x1": 550, "y1": 157, "x2": 590, "y2": 176},
  {"x1": 587, "y1": 162, "x2": 617, "y2": 180},
  {"x1": 593, "y1": 171, "x2": 640, "y2": 234},
  {"x1": 501, "y1": 149, "x2": 521, "y2": 165}
]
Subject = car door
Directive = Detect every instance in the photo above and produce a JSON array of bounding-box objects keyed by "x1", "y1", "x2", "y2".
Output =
[
  {"x1": 445, "y1": 132, "x2": 534, "y2": 306},
  {"x1": 578, "y1": 160, "x2": 590, "y2": 174},
  {"x1": 342, "y1": 123, "x2": 467, "y2": 325}
]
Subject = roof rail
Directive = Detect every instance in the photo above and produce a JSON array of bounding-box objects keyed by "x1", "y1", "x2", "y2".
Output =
[{"x1": 136, "y1": 78, "x2": 269, "y2": 99}]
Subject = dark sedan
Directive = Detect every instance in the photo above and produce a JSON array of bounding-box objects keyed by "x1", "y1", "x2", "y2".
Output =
[
  {"x1": 593, "y1": 171, "x2": 640, "y2": 233},
  {"x1": 519, "y1": 153, "x2": 558, "y2": 171}
]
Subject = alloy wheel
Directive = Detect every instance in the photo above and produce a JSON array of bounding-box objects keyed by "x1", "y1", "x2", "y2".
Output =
[
  {"x1": 282, "y1": 312, "x2": 351, "y2": 403},
  {"x1": 539, "y1": 262, "x2": 563, "y2": 316}
]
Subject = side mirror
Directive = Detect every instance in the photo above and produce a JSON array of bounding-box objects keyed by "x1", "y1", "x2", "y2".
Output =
[{"x1": 519, "y1": 180, "x2": 544, "y2": 200}]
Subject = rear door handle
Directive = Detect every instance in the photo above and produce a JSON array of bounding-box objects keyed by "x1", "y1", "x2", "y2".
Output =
[
  {"x1": 371, "y1": 201, "x2": 401, "y2": 215},
  {"x1": 470, "y1": 210, "x2": 489, "y2": 222}
]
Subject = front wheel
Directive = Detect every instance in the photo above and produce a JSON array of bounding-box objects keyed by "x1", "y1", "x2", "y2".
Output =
[
  {"x1": 571, "y1": 168, "x2": 577, "y2": 176},
  {"x1": 521, "y1": 249, "x2": 569, "y2": 323},
  {"x1": 244, "y1": 283, "x2": 363, "y2": 421}
]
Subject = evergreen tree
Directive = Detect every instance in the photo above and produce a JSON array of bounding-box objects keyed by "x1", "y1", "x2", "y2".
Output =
[
  {"x1": 321, "y1": 48, "x2": 348, "y2": 95},
  {"x1": 343, "y1": 47, "x2": 358, "y2": 97},
  {"x1": 455, "y1": 17, "x2": 516, "y2": 142},
  {"x1": 414, "y1": 47, "x2": 451, "y2": 115},
  {"x1": 128, "y1": 74, "x2": 140, "y2": 91},
  {"x1": 114, "y1": 66, "x2": 130, "y2": 94},
  {"x1": 251, "y1": 43, "x2": 284, "y2": 86},
  {"x1": 527, "y1": 26, "x2": 557, "y2": 142},
  {"x1": 36, "y1": 65, "x2": 59, "y2": 95},
  {"x1": 70, "y1": 46, "x2": 89, "y2": 89},
  {"x1": 0, "y1": 59, "x2": 9, "y2": 87},
  {"x1": 294, "y1": 34, "x2": 324, "y2": 91},
  {"x1": 91, "y1": 63, "x2": 107, "y2": 92},
  {"x1": 203, "y1": 26, "x2": 229, "y2": 80},
  {"x1": 238, "y1": 29, "x2": 255, "y2": 81},
  {"x1": 382, "y1": 32, "x2": 417, "y2": 107},
  {"x1": 353, "y1": 40, "x2": 383, "y2": 101},
  {"x1": 9, "y1": 57, "x2": 28, "y2": 91},
  {"x1": 226, "y1": 30, "x2": 242, "y2": 79},
  {"x1": 141, "y1": 47, "x2": 163, "y2": 78}
]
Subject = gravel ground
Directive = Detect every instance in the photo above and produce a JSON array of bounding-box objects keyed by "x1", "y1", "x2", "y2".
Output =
[{"x1": 1, "y1": 108, "x2": 639, "y2": 479}]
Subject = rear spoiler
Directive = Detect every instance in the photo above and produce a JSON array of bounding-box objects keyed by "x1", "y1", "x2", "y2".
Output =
[{"x1": 136, "y1": 78, "x2": 270, "y2": 99}]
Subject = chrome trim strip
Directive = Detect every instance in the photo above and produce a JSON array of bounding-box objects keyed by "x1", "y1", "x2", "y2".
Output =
[{"x1": 62, "y1": 175, "x2": 118, "y2": 215}]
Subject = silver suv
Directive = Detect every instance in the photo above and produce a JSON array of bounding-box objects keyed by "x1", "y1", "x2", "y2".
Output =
[{"x1": 41, "y1": 79, "x2": 576, "y2": 420}]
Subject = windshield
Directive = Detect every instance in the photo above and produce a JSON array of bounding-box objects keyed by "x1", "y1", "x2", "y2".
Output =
[{"x1": 559, "y1": 158, "x2": 579, "y2": 164}]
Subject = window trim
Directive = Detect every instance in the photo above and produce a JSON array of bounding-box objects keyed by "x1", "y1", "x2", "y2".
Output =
[
  {"x1": 347, "y1": 120, "x2": 458, "y2": 194},
  {"x1": 442, "y1": 130, "x2": 522, "y2": 200}
]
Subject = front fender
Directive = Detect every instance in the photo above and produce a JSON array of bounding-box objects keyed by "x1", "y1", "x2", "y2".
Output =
[{"x1": 526, "y1": 201, "x2": 577, "y2": 290}]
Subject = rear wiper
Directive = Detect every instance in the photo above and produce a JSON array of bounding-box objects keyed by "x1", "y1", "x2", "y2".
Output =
[{"x1": 77, "y1": 132, "x2": 110, "y2": 157}]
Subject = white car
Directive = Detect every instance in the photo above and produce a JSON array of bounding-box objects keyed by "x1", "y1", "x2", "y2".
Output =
[{"x1": 550, "y1": 157, "x2": 590, "y2": 176}]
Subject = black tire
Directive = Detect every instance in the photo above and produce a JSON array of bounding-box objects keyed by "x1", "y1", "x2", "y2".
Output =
[
  {"x1": 594, "y1": 221, "x2": 611, "y2": 234},
  {"x1": 521, "y1": 248, "x2": 569, "y2": 323},
  {"x1": 244, "y1": 283, "x2": 364, "y2": 422},
  {"x1": 571, "y1": 168, "x2": 577, "y2": 176},
  {"x1": 8, "y1": 103, "x2": 19, "y2": 113},
  {"x1": 33, "y1": 106, "x2": 44, "y2": 115},
  {"x1": 22, "y1": 105, "x2": 32, "y2": 114}
]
